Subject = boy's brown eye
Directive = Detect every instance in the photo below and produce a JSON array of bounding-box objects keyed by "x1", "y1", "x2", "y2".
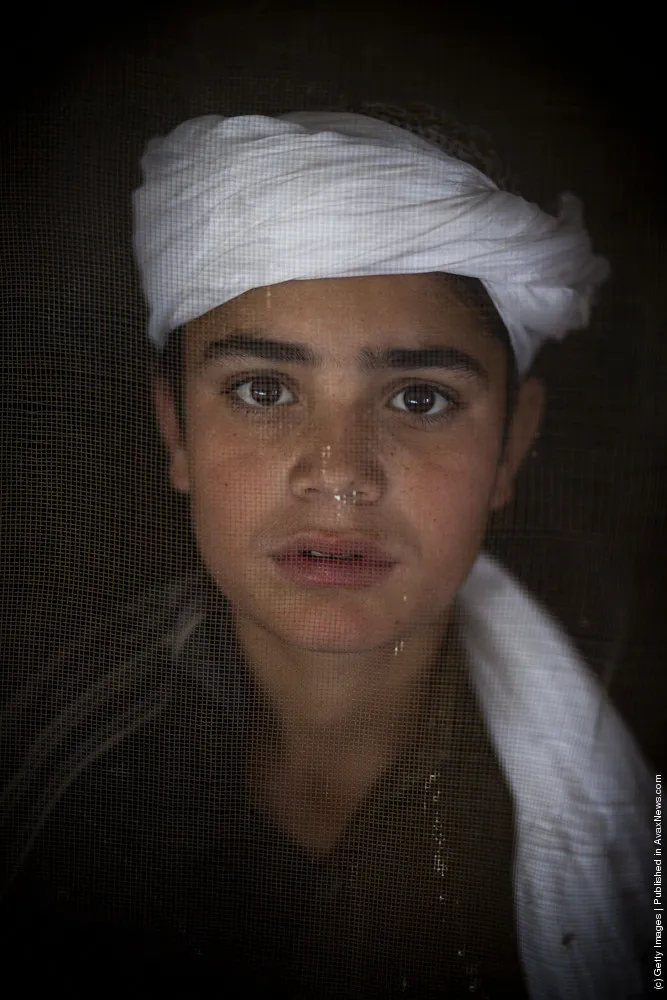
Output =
[
  {"x1": 231, "y1": 376, "x2": 295, "y2": 408},
  {"x1": 390, "y1": 383, "x2": 455, "y2": 417}
]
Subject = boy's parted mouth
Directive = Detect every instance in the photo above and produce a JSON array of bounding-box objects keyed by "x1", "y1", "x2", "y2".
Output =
[
  {"x1": 268, "y1": 533, "x2": 398, "y2": 588},
  {"x1": 270, "y1": 533, "x2": 397, "y2": 566}
]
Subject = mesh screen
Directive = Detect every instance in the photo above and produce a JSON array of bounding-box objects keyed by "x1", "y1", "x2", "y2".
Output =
[{"x1": 1, "y1": 6, "x2": 663, "y2": 998}]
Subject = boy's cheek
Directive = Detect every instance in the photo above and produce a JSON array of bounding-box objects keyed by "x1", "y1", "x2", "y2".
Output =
[
  {"x1": 187, "y1": 445, "x2": 495, "y2": 554},
  {"x1": 189, "y1": 470, "x2": 274, "y2": 558}
]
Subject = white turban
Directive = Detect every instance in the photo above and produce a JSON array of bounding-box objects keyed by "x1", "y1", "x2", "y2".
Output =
[{"x1": 133, "y1": 111, "x2": 610, "y2": 374}]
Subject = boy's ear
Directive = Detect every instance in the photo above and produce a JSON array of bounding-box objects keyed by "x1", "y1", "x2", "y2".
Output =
[
  {"x1": 152, "y1": 377, "x2": 191, "y2": 494},
  {"x1": 490, "y1": 376, "x2": 545, "y2": 511}
]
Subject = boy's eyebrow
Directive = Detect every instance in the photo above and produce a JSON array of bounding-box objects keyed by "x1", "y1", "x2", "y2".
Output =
[
  {"x1": 360, "y1": 346, "x2": 488, "y2": 381},
  {"x1": 201, "y1": 333, "x2": 317, "y2": 366},
  {"x1": 200, "y1": 331, "x2": 488, "y2": 381}
]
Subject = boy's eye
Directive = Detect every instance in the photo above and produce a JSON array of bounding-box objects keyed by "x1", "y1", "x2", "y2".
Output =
[
  {"x1": 232, "y1": 376, "x2": 295, "y2": 408},
  {"x1": 225, "y1": 376, "x2": 457, "y2": 419},
  {"x1": 390, "y1": 383, "x2": 455, "y2": 418}
]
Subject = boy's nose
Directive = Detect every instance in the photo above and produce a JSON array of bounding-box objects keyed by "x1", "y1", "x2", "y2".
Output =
[{"x1": 288, "y1": 424, "x2": 387, "y2": 506}]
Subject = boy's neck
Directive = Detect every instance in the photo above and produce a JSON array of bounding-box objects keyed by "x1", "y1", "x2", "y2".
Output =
[
  {"x1": 235, "y1": 608, "x2": 461, "y2": 853},
  {"x1": 234, "y1": 609, "x2": 453, "y2": 762}
]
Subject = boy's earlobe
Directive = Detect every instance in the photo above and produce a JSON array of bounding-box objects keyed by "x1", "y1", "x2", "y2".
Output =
[{"x1": 152, "y1": 378, "x2": 191, "y2": 494}]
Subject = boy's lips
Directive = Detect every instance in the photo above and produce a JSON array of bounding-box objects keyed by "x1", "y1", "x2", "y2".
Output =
[
  {"x1": 270, "y1": 533, "x2": 397, "y2": 564},
  {"x1": 269, "y1": 533, "x2": 398, "y2": 588}
]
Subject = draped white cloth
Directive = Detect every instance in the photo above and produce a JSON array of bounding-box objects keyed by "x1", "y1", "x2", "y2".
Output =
[
  {"x1": 133, "y1": 111, "x2": 610, "y2": 373},
  {"x1": 460, "y1": 553, "x2": 651, "y2": 999}
]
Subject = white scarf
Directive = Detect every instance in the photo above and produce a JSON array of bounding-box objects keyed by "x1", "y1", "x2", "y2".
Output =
[
  {"x1": 461, "y1": 554, "x2": 651, "y2": 999},
  {"x1": 133, "y1": 111, "x2": 610, "y2": 373}
]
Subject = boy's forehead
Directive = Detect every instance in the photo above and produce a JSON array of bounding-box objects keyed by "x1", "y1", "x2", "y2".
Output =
[{"x1": 185, "y1": 274, "x2": 496, "y2": 360}]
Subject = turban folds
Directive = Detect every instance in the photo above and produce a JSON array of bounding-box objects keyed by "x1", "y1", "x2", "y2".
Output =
[{"x1": 133, "y1": 111, "x2": 610, "y2": 374}]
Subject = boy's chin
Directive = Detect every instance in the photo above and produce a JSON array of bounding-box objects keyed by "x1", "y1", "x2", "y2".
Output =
[
  {"x1": 225, "y1": 577, "x2": 453, "y2": 656},
  {"x1": 290, "y1": 629, "x2": 390, "y2": 654},
  {"x1": 259, "y1": 605, "x2": 416, "y2": 656},
  {"x1": 275, "y1": 632, "x2": 398, "y2": 656}
]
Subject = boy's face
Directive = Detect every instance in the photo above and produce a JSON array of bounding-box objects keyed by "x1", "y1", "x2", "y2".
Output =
[{"x1": 155, "y1": 274, "x2": 542, "y2": 654}]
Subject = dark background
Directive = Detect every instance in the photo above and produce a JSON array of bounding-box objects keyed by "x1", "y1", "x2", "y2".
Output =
[{"x1": 1, "y1": 1, "x2": 664, "y2": 766}]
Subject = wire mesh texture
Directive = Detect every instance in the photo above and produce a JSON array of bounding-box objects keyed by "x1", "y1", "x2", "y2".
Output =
[{"x1": 0, "y1": 5, "x2": 663, "y2": 998}]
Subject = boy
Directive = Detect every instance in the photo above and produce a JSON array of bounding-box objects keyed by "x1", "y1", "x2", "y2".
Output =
[{"x1": 0, "y1": 104, "x2": 651, "y2": 998}]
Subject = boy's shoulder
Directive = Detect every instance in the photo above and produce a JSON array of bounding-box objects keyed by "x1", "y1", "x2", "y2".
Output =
[
  {"x1": 0, "y1": 574, "x2": 217, "y2": 798},
  {"x1": 76, "y1": 575, "x2": 210, "y2": 659},
  {"x1": 0, "y1": 573, "x2": 237, "y2": 892},
  {"x1": 6, "y1": 574, "x2": 210, "y2": 689}
]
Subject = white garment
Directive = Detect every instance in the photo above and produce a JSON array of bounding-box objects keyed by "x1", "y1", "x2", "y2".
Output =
[
  {"x1": 133, "y1": 112, "x2": 610, "y2": 374},
  {"x1": 460, "y1": 553, "x2": 651, "y2": 999}
]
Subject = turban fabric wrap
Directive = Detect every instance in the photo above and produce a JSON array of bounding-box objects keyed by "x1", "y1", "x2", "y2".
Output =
[{"x1": 133, "y1": 111, "x2": 610, "y2": 374}]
